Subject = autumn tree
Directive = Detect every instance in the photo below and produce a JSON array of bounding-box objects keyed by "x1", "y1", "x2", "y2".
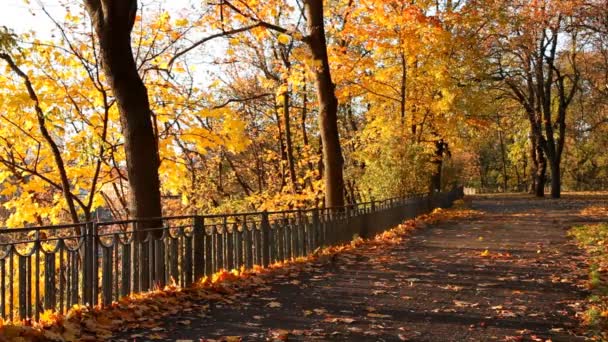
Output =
[
  {"x1": 483, "y1": 0, "x2": 581, "y2": 198},
  {"x1": 193, "y1": 0, "x2": 346, "y2": 207},
  {"x1": 84, "y1": 0, "x2": 164, "y2": 226},
  {"x1": 0, "y1": 23, "x2": 126, "y2": 226},
  {"x1": 302, "y1": 0, "x2": 345, "y2": 207}
]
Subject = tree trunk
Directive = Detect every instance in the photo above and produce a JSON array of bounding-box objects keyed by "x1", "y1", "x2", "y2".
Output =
[
  {"x1": 282, "y1": 87, "x2": 298, "y2": 192},
  {"x1": 85, "y1": 1, "x2": 163, "y2": 236},
  {"x1": 530, "y1": 143, "x2": 537, "y2": 194},
  {"x1": 550, "y1": 160, "x2": 561, "y2": 198},
  {"x1": 301, "y1": 85, "x2": 309, "y2": 147},
  {"x1": 274, "y1": 96, "x2": 288, "y2": 190},
  {"x1": 534, "y1": 139, "x2": 547, "y2": 198},
  {"x1": 304, "y1": 0, "x2": 345, "y2": 208},
  {"x1": 521, "y1": 149, "x2": 527, "y2": 192},
  {"x1": 300, "y1": 86, "x2": 315, "y2": 192},
  {"x1": 400, "y1": 51, "x2": 407, "y2": 126},
  {"x1": 430, "y1": 140, "x2": 446, "y2": 193},
  {"x1": 498, "y1": 128, "x2": 508, "y2": 192}
]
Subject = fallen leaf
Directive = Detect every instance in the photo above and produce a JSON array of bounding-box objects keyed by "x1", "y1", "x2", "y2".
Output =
[
  {"x1": 267, "y1": 301, "x2": 282, "y2": 308},
  {"x1": 313, "y1": 308, "x2": 327, "y2": 315},
  {"x1": 268, "y1": 329, "x2": 289, "y2": 341},
  {"x1": 367, "y1": 313, "x2": 392, "y2": 319},
  {"x1": 453, "y1": 300, "x2": 479, "y2": 307}
]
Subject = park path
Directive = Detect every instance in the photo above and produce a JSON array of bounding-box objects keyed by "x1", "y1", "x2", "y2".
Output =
[{"x1": 114, "y1": 195, "x2": 605, "y2": 341}]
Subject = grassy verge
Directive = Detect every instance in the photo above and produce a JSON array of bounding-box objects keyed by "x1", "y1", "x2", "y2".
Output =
[{"x1": 569, "y1": 223, "x2": 608, "y2": 339}]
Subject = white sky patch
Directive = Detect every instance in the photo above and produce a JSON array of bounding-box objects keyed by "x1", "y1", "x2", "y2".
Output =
[
  {"x1": 2, "y1": 0, "x2": 229, "y2": 88},
  {"x1": 2, "y1": 0, "x2": 197, "y2": 35}
]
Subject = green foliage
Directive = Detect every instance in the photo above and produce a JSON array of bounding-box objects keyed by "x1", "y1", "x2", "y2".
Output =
[{"x1": 355, "y1": 136, "x2": 432, "y2": 200}]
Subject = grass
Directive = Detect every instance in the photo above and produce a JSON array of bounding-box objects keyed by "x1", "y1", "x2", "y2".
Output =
[{"x1": 569, "y1": 223, "x2": 608, "y2": 339}]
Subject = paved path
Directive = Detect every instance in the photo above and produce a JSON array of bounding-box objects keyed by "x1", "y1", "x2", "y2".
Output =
[{"x1": 115, "y1": 194, "x2": 605, "y2": 341}]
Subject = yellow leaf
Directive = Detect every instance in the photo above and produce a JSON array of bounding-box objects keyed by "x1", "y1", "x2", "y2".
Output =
[
  {"x1": 367, "y1": 313, "x2": 392, "y2": 319},
  {"x1": 225, "y1": 337, "x2": 242, "y2": 342},
  {"x1": 174, "y1": 18, "x2": 189, "y2": 27},
  {"x1": 277, "y1": 34, "x2": 291, "y2": 45}
]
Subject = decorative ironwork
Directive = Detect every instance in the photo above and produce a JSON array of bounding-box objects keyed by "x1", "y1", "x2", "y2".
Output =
[{"x1": 0, "y1": 187, "x2": 464, "y2": 320}]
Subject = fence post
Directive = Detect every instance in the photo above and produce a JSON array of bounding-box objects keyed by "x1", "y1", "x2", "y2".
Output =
[
  {"x1": 138, "y1": 222, "x2": 150, "y2": 291},
  {"x1": 91, "y1": 223, "x2": 99, "y2": 305},
  {"x1": 44, "y1": 244, "x2": 56, "y2": 313},
  {"x1": 261, "y1": 211, "x2": 270, "y2": 267},
  {"x1": 299, "y1": 210, "x2": 307, "y2": 256},
  {"x1": 244, "y1": 218, "x2": 253, "y2": 269},
  {"x1": 193, "y1": 216, "x2": 204, "y2": 281},
  {"x1": 18, "y1": 255, "x2": 26, "y2": 319},
  {"x1": 83, "y1": 222, "x2": 94, "y2": 306},
  {"x1": 102, "y1": 243, "x2": 113, "y2": 306},
  {"x1": 154, "y1": 237, "x2": 165, "y2": 289}
]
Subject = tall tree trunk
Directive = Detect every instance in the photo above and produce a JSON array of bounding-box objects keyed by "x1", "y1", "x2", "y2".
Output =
[
  {"x1": 282, "y1": 87, "x2": 298, "y2": 192},
  {"x1": 550, "y1": 159, "x2": 561, "y2": 198},
  {"x1": 400, "y1": 51, "x2": 407, "y2": 126},
  {"x1": 300, "y1": 85, "x2": 315, "y2": 192},
  {"x1": 521, "y1": 149, "x2": 527, "y2": 192},
  {"x1": 304, "y1": 0, "x2": 345, "y2": 207},
  {"x1": 530, "y1": 138, "x2": 537, "y2": 194},
  {"x1": 430, "y1": 139, "x2": 446, "y2": 193},
  {"x1": 497, "y1": 127, "x2": 508, "y2": 192},
  {"x1": 85, "y1": 0, "x2": 163, "y2": 235},
  {"x1": 532, "y1": 135, "x2": 547, "y2": 198},
  {"x1": 274, "y1": 96, "x2": 288, "y2": 190},
  {"x1": 301, "y1": 84, "x2": 309, "y2": 147}
]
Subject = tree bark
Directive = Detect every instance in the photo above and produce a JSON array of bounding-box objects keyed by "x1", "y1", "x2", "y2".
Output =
[
  {"x1": 400, "y1": 51, "x2": 407, "y2": 126},
  {"x1": 274, "y1": 96, "x2": 288, "y2": 190},
  {"x1": 497, "y1": 122, "x2": 508, "y2": 192},
  {"x1": 550, "y1": 159, "x2": 561, "y2": 198},
  {"x1": 304, "y1": 0, "x2": 345, "y2": 207},
  {"x1": 300, "y1": 85, "x2": 315, "y2": 192},
  {"x1": 430, "y1": 139, "x2": 447, "y2": 193},
  {"x1": 532, "y1": 135, "x2": 547, "y2": 197},
  {"x1": 282, "y1": 87, "x2": 298, "y2": 192},
  {"x1": 530, "y1": 136, "x2": 537, "y2": 194},
  {"x1": 84, "y1": 0, "x2": 163, "y2": 235}
]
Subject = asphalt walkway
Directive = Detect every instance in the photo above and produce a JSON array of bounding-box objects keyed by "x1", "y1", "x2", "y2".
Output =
[{"x1": 115, "y1": 194, "x2": 603, "y2": 341}]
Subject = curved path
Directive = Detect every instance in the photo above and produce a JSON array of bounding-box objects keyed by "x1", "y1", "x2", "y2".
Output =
[{"x1": 114, "y1": 194, "x2": 604, "y2": 341}]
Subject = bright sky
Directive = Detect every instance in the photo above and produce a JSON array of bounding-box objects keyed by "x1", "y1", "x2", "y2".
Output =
[
  {"x1": 3, "y1": 0, "x2": 60, "y2": 34},
  {"x1": 2, "y1": 0, "x2": 195, "y2": 35},
  {"x1": 1, "y1": 0, "x2": 221, "y2": 83}
]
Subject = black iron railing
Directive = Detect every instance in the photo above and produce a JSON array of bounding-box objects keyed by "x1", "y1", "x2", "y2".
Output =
[{"x1": 0, "y1": 187, "x2": 464, "y2": 320}]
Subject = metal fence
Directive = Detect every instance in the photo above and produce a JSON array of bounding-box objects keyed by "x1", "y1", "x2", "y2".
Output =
[{"x1": 0, "y1": 187, "x2": 463, "y2": 321}]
